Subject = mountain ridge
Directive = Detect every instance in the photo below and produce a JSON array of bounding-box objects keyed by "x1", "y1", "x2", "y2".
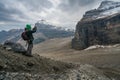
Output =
[
  {"x1": 82, "y1": 1, "x2": 120, "y2": 21},
  {"x1": 0, "y1": 22, "x2": 74, "y2": 44}
]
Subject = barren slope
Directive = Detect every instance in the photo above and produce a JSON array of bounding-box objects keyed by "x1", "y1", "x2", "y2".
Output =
[{"x1": 0, "y1": 45, "x2": 115, "y2": 80}]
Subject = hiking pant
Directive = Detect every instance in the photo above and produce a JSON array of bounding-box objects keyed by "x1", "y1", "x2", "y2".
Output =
[{"x1": 27, "y1": 40, "x2": 33, "y2": 55}]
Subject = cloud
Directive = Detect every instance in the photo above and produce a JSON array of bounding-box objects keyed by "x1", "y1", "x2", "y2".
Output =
[
  {"x1": 0, "y1": 0, "x2": 120, "y2": 31},
  {"x1": 20, "y1": 0, "x2": 53, "y2": 12},
  {"x1": 51, "y1": 0, "x2": 104, "y2": 29},
  {"x1": 58, "y1": 0, "x2": 103, "y2": 14},
  {"x1": 0, "y1": 0, "x2": 53, "y2": 24},
  {"x1": 0, "y1": 0, "x2": 25, "y2": 23}
]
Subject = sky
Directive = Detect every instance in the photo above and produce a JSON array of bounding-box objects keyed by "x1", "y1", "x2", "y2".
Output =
[{"x1": 0, "y1": 0, "x2": 120, "y2": 31}]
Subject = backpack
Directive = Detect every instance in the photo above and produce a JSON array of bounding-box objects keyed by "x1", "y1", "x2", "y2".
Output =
[{"x1": 21, "y1": 32, "x2": 29, "y2": 40}]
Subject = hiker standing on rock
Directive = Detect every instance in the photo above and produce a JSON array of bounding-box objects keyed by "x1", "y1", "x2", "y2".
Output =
[{"x1": 22, "y1": 24, "x2": 37, "y2": 57}]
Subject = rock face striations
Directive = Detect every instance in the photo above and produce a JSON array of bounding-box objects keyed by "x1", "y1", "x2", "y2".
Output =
[{"x1": 72, "y1": 1, "x2": 120, "y2": 50}]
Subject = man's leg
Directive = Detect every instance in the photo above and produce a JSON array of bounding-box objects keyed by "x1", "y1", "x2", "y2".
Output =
[{"x1": 27, "y1": 41, "x2": 33, "y2": 56}]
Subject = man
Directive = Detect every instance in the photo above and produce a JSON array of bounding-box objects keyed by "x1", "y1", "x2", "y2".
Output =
[{"x1": 25, "y1": 24, "x2": 37, "y2": 57}]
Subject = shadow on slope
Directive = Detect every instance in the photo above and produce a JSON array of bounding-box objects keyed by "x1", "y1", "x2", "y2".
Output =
[{"x1": 0, "y1": 45, "x2": 75, "y2": 74}]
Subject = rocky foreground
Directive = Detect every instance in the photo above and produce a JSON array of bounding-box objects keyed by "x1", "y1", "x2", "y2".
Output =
[{"x1": 0, "y1": 45, "x2": 119, "y2": 80}]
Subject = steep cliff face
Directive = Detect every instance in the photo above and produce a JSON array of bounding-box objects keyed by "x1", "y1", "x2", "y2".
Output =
[{"x1": 72, "y1": 1, "x2": 120, "y2": 50}]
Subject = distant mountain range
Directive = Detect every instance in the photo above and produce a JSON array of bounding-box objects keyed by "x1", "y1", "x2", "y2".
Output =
[{"x1": 0, "y1": 22, "x2": 74, "y2": 44}]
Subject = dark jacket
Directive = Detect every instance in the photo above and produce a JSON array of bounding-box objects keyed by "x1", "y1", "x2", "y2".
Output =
[{"x1": 26, "y1": 27, "x2": 37, "y2": 42}]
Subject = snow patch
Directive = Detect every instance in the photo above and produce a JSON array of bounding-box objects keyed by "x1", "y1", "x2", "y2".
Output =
[
  {"x1": 89, "y1": 1, "x2": 120, "y2": 20},
  {"x1": 84, "y1": 45, "x2": 115, "y2": 51},
  {"x1": 96, "y1": 6, "x2": 120, "y2": 19},
  {"x1": 98, "y1": 1, "x2": 120, "y2": 10}
]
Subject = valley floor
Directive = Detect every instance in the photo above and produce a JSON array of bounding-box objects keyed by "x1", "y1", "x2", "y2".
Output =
[
  {"x1": 33, "y1": 37, "x2": 120, "y2": 69},
  {"x1": 33, "y1": 37, "x2": 120, "y2": 79}
]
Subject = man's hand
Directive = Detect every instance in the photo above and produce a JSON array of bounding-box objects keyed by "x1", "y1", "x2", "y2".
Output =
[{"x1": 33, "y1": 26, "x2": 37, "y2": 31}]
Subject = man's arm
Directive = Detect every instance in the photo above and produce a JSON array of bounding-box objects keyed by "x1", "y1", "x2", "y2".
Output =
[{"x1": 31, "y1": 26, "x2": 37, "y2": 33}]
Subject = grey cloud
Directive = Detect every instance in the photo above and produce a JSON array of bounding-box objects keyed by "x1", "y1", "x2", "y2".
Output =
[
  {"x1": 58, "y1": 0, "x2": 102, "y2": 13},
  {"x1": 71, "y1": 0, "x2": 96, "y2": 6},
  {"x1": 20, "y1": 0, "x2": 53, "y2": 12},
  {"x1": 0, "y1": 0, "x2": 27, "y2": 23},
  {"x1": 0, "y1": 0, "x2": 53, "y2": 23}
]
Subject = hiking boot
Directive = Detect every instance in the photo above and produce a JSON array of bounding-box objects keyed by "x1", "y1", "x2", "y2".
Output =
[
  {"x1": 24, "y1": 53, "x2": 33, "y2": 57},
  {"x1": 27, "y1": 54, "x2": 33, "y2": 57},
  {"x1": 22, "y1": 51, "x2": 27, "y2": 55}
]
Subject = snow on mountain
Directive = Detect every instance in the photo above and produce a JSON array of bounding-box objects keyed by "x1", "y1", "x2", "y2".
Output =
[
  {"x1": 0, "y1": 22, "x2": 74, "y2": 44},
  {"x1": 97, "y1": 1, "x2": 120, "y2": 19},
  {"x1": 98, "y1": 1, "x2": 120, "y2": 10},
  {"x1": 36, "y1": 21, "x2": 74, "y2": 32},
  {"x1": 83, "y1": 1, "x2": 120, "y2": 21},
  {"x1": 97, "y1": 6, "x2": 120, "y2": 19}
]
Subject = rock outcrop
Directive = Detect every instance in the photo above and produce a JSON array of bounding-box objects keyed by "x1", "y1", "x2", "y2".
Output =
[
  {"x1": 3, "y1": 40, "x2": 26, "y2": 53},
  {"x1": 72, "y1": 1, "x2": 120, "y2": 50}
]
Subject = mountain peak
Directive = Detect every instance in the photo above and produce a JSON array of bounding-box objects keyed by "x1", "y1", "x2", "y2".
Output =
[
  {"x1": 82, "y1": 0, "x2": 120, "y2": 21},
  {"x1": 98, "y1": 0, "x2": 120, "y2": 10}
]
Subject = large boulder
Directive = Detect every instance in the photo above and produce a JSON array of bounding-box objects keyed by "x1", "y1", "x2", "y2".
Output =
[{"x1": 3, "y1": 40, "x2": 26, "y2": 53}]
